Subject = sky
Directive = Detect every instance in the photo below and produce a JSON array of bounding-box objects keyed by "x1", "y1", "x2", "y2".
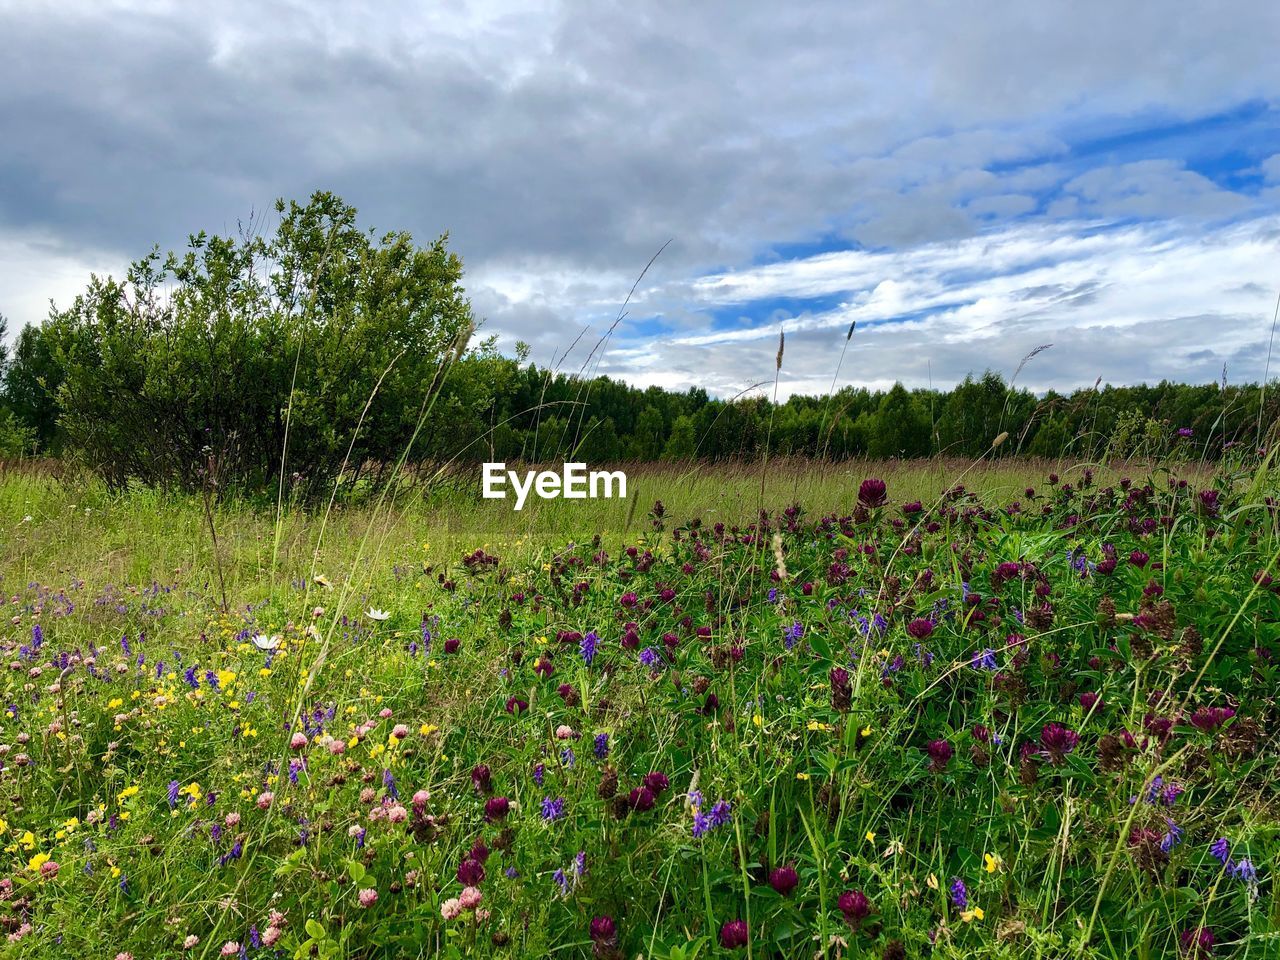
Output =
[{"x1": 2, "y1": 0, "x2": 1280, "y2": 399}]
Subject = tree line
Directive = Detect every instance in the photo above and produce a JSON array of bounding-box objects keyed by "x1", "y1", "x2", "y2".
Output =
[{"x1": 0, "y1": 192, "x2": 1273, "y2": 498}]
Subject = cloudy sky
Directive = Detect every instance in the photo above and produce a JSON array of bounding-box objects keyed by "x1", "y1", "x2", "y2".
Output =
[{"x1": 2, "y1": 0, "x2": 1279, "y2": 398}]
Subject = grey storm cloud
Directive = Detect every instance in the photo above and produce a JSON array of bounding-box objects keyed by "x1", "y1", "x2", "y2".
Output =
[{"x1": 2, "y1": 0, "x2": 1280, "y2": 392}]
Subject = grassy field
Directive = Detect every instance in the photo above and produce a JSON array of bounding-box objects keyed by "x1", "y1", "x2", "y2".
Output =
[{"x1": 0, "y1": 457, "x2": 1275, "y2": 959}]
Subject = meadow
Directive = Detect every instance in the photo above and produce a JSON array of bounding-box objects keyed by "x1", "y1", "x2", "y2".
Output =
[{"x1": 0, "y1": 456, "x2": 1276, "y2": 959}]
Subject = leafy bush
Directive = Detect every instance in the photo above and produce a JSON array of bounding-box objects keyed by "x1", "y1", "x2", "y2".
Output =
[{"x1": 40, "y1": 192, "x2": 475, "y2": 497}]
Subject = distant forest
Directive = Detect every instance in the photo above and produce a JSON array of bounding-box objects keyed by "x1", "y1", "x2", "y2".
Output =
[{"x1": 0, "y1": 192, "x2": 1273, "y2": 497}]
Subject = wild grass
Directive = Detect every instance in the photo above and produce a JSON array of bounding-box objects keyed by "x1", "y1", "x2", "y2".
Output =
[{"x1": 0, "y1": 456, "x2": 1273, "y2": 960}]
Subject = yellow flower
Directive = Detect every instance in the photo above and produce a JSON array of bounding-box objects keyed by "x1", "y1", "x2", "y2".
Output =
[
  {"x1": 961, "y1": 907, "x2": 985, "y2": 922},
  {"x1": 117, "y1": 785, "x2": 140, "y2": 802},
  {"x1": 752, "y1": 714, "x2": 763, "y2": 727},
  {"x1": 860, "y1": 725, "x2": 872, "y2": 737},
  {"x1": 795, "y1": 772, "x2": 810, "y2": 780},
  {"x1": 926, "y1": 873, "x2": 939, "y2": 890},
  {"x1": 865, "y1": 830, "x2": 876, "y2": 843},
  {"x1": 419, "y1": 724, "x2": 438, "y2": 736},
  {"x1": 28, "y1": 853, "x2": 49, "y2": 873},
  {"x1": 984, "y1": 852, "x2": 1003, "y2": 873},
  {"x1": 806, "y1": 720, "x2": 832, "y2": 732}
]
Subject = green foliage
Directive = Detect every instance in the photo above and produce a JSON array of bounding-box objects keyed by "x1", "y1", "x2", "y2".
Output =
[
  {"x1": 2, "y1": 195, "x2": 1279, "y2": 478},
  {"x1": 23, "y1": 192, "x2": 474, "y2": 495},
  {"x1": 1, "y1": 463, "x2": 1277, "y2": 958}
]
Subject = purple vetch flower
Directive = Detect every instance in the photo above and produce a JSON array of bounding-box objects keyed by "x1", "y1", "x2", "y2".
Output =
[
  {"x1": 541, "y1": 796, "x2": 566, "y2": 822},
  {"x1": 709, "y1": 799, "x2": 732, "y2": 826},
  {"x1": 167, "y1": 780, "x2": 180, "y2": 809},
  {"x1": 553, "y1": 868, "x2": 569, "y2": 895},
  {"x1": 1209, "y1": 837, "x2": 1231, "y2": 866},
  {"x1": 533, "y1": 762, "x2": 545, "y2": 787},
  {"x1": 560, "y1": 747, "x2": 575, "y2": 769},
  {"x1": 580, "y1": 631, "x2": 598, "y2": 666},
  {"x1": 218, "y1": 840, "x2": 244, "y2": 866},
  {"x1": 593, "y1": 732, "x2": 609, "y2": 760},
  {"x1": 949, "y1": 877, "x2": 968, "y2": 910},
  {"x1": 971, "y1": 648, "x2": 999, "y2": 671},
  {"x1": 1159, "y1": 819, "x2": 1184, "y2": 853},
  {"x1": 639, "y1": 647, "x2": 662, "y2": 668},
  {"x1": 1231, "y1": 858, "x2": 1257, "y2": 883},
  {"x1": 783, "y1": 621, "x2": 804, "y2": 651}
]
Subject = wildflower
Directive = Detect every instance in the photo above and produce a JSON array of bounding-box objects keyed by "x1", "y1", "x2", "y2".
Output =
[
  {"x1": 593, "y1": 732, "x2": 610, "y2": 760},
  {"x1": 1209, "y1": 838, "x2": 1231, "y2": 865},
  {"x1": 1159, "y1": 819, "x2": 1184, "y2": 853},
  {"x1": 643, "y1": 771, "x2": 670, "y2": 795},
  {"x1": 589, "y1": 915, "x2": 617, "y2": 946},
  {"x1": 484, "y1": 797, "x2": 510, "y2": 821},
  {"x1": 289, "y1": 732, "x2": 308, "y2": 750},
  {"x1": 459, "y1": 886, "x2": 483, "y2": 910},
  {"x1": 858, "y1": 478, "x2": 888, "y2": 509},
  {"x1": 629, "y1": 787, "x2": 656, "y2": 812},
  {"x1": 719, "y1": 919, "x2": 749, "y2": 949},
  {"x1": 457, "y1": 858, "x2": 485, "y2": 885},
  {"x1": 358, "y1": 888, "x2": 378, "y2": 908},
  {"x1": 220, "y1": 944, "x2": 240, "y2": 957},
  {"x1": 1231, "y1": 858, "x2": 1257, "y2": 883},
  {"x1": 926, "y1": 739, "x2": 953, "y2": 773},
  {"x1": 984, "y1": 852, "x2": 1003, "y2": 873},
  {"x1": 783, "y1": 621, "x2": 803, "y2": 650},
  {"x1": 907, "y1": 618, "x2": 934, "y2": 640},
  {"x1": 826, "y1": 668, "x2": 853, "y2": 713},
  {"x1": 1179, "y1": 927, "x2": 1214, "y2": 957},
  {"x1": 366, "y1": 609, "x2": 390, "y2": 622},
  {"x1": 769, "y1": 864, "x2": 799, "y2": 896},
  {"x1": 1040, "y1": 723, "x2": 1080, "y2": 764},
  {"x1": 183, "y1": 935, "x2": 200, "y2": 949},
  {"x1": 441, "y1": 898, "x2": 463, "y2": 920},
  {"x1": 838, "y1": 889, "x2": 871, "y2": 926},
  {"x1": 971, "y1": 648, "x2": 999, "y2": 671},
  {"x1": 580, "y1": 631, "x2": 598, "y2": 666},
  {"x1": 949, "y1": 877, "x2": 968, "y2": 910},
  {"x1": 541, "y1": 796, "x2": 566, "y2": 822}
]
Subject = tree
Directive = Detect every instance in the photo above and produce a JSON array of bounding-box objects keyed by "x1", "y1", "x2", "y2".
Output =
[
  {"x1": 662, "y1": 414, "x2": 698, "y2": 461},
  {"x1": 48, "y1": 191, "x2": 475, "y2": 495}
]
